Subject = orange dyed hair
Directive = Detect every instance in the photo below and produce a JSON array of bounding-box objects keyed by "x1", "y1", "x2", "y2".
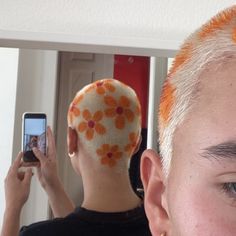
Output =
[
  {"x1": 159, "y1": 5, "x2": 236, "y2": 175},
  {"x1": 159, "y1": 80, "x2": 175, "y2": 126},
  {"x1": 199, "y1": 6, "x2": 236, "y2": 39},
  {"x1": 168, "y1": 43, "x2": 193, "y2": 76}
]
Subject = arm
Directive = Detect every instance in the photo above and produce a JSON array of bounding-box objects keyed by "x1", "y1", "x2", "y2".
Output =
[
  {"x1": 32, "y1": 127, "x2": 75, "y2": 217},
  {"x1": 40, "y1": 177, "x2": 75, "y2": 218},
  {"x1": 1, "y1": 208, "x2": 21, "y2": 236},
  {"x1": 1, "y1": 152, "x2": 33, "y2": 236}
]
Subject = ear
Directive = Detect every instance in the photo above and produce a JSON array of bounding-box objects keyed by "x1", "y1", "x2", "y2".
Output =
[
  {"x1": 67, "y1": 127, "x2": 78, "y2": 156},
  {"x1": 140, "y1": 149, "x2": 170, "y2": 235}
]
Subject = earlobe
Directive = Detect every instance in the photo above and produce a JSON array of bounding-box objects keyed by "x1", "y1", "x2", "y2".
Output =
[
  {"x1": 67, "y1": 127, "x2": 78, "y2": 157},
  {"x1": 140, "y1": 149, "x2": 170, "y2": 235}
]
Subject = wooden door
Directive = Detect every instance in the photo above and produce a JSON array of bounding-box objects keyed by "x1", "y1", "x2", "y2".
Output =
[{"x1": 56, "y1": 52, "x2": 114, "y2": 207}]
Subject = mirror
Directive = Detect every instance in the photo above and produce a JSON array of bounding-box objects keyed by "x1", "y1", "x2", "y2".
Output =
[{"x1": 1, "y1": 46, "x2": 173, "y2": 226}]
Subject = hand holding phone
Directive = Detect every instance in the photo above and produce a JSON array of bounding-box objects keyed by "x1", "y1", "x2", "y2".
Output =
[
  {"x1": 21, "y1": 123, "x2": 75, "y2": 217},
  {"x1": 4, "y1": 152, "x2": 33, "y2": 211},
  {"x1": 22, "y1": 113, "x2": 47, "y2": 162}
]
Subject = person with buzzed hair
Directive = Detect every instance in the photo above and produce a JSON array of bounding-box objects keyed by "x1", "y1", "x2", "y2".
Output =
[
  {"x1": 141, "y1": 5, "x2": 236, "y2": 236},
  {"x1": 1, "y1": 79, "x2": 151, "y2": 236}
]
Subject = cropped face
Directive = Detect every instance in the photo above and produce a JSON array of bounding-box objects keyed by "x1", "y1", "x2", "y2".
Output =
[{"x1": 166, "y1": 61, "x2": 236, "y2": 235}]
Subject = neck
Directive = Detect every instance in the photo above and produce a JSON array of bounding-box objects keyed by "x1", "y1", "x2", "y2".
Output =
[{"x1": 81, "y1": 170, "x2": 141, "y2": 212}]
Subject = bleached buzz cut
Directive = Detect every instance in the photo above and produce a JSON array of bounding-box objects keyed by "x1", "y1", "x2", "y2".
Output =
[
  {"x1": 67, "y1": 79, "x2": 141, "y2": 173},
  {"x1": 159, "y1": 5, "x2": 236, "y2": 175}
]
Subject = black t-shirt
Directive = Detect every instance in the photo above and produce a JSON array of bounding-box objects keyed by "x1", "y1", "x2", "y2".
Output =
[{"x1": 19, "y1": 205, "x2": 151, "y2": 236}]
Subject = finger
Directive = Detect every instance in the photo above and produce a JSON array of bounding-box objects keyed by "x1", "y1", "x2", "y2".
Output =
[
  {"x1": 23, "y1": 168, "x2": 33, "y2": 186},
  {"x1": 17, "y1": 171, "x2": 25, "y2": 181},
  {"x1": 32, "y1": 147, "x2": 46, "y2": 165},
  {"x1": 47, "y1": 126, "x2": 56, "y2": 159},
  {"x1": 18, "y1": 169, "x2": 34, "y2": 179},
  {"x1": 21, "y1": 161, "x2": 40, "y2": 168},
  {"x1": 10, "y1": 152, "x2": 23, "y2": 174},
  {"x1": 36, "y1": 166, "x2": 41, "y2": 176}
]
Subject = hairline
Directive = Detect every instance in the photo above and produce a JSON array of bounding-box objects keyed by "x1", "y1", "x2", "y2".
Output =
[{"x1": 160, "y1": 54, "x2": 236, "y2": 177}]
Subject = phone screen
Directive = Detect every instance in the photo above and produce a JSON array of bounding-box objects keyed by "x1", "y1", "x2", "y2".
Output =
[{"x1": 23, "y1": 113, "x2": 47, "y2": 162}]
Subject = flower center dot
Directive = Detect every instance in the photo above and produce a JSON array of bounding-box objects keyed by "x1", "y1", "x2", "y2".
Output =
[
  {"x1": 88, "y1": 120, "x2": 95, "y2": 128},
  {"x1": 116, "y1": 106, "x2": 123, "y2": 114},
  {"x1": 96, "y1": 82, "x2": 103, "y2": 87},
  {"x1": 107, "y1": 152, "x2": 113, "y2": 158}
]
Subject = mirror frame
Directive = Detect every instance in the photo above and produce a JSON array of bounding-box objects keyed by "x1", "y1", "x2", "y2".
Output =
[{"x1": 0, "y1": 30, "x2": 178, "y2": 57}]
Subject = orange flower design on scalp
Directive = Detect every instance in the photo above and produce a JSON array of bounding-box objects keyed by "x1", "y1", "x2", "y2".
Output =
[
  {"x1": 86, "y1": 80, "x2": 116, "y2": 95},
  {"x1": 96, "y1": 144, "x2": 122, "y2": 167},
  {"x1": 135, "y1": 103, "x2": 141, "y2": 116},
  {"x1": 78, "y1": 109, "x2": 106, "y2": 140},
  {"x1": 68, "y1": 95, "x2": 83, "y2": 124},
  {"x1": 125, "y1": 132, "x2": 139, "y2": 156},
  {"x1": 104, "y1": 95, "x2": 134, "y2": 129}
]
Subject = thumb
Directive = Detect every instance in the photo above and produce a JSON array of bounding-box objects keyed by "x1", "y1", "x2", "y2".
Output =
[
  {"x1": 32, "y1": 147, "x2": 46, "y2": 165},
  {"x1": 23, "y1": 168, "x2": 33, "y2": 186}
]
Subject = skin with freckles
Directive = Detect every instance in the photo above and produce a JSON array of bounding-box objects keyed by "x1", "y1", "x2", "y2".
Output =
[
  {"x1": 141, "y1": 5, "x2": 236, "y2": 236},
  {"x1": 168, "y1": 60, "x2": 236, "y2": 235},
  {"x1": 141, "y1": 60, "x2": 236, "y2": 235}
]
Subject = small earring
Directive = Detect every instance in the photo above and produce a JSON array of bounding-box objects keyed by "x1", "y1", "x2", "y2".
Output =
[
  {"x1": 160, "y1": 233, "x2": 166, "y2": 236},
  {"x1": 68, "y1": 152, "x2": 75, "y2": 158}
]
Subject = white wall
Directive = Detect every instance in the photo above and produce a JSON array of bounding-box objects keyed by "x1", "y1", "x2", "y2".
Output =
[
  {"x1": 12, "y1": 49, "x2": 58, "y2": 226},
  {"x1": 0, "y1": 1, "x2": 235, "y2": 56},
  {"x1": 0, "y1": 48, "x2": 19, "y2": 228}
]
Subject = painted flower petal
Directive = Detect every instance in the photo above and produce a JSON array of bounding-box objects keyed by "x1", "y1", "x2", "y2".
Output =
[
  {"x1": 104, "y1": 95, "x2": 117, "y2": 107},
  {"x1": 129, "y1": 132, "x2": 136, "y2": 142},
  {"x1": 105, "y1": 108, "x2": 116, "y2": 117},
  {"x1": 115, "y1": 115, "x2": 125, "y2": 129},
  {"x1": 78, "y1": 122, "x2": 87, "y2": 132},
  {"x1": 125, "y1": 144, "x2": 131, "y2": 152},
  {"x1": 101, "y1": 157, "x2": 109, "y2": 165},
  {"x1": 124, "y1": 109, "x2": 134, "y2": 122},
  {"x1": 95, "y1": 123, "x2": 106, "y2": 135},
  {"x1": 86, "y1": 128, "x2": 94, "y2": 140},
  {"x1": 83, "y1": 109, "x2": 92, "y2": 121},
  {"x1": 102, "y1": 144, "x2": 110, "y2": 153},
  {"x1": 96, "y1": 86, "x2": 105, "y2": 95},
  {"x1": 135, "y1": 104, "x2": 141, "y2": 115},
  {"x1": 108, "y1": 159, "x2": 116, "y2": 167},
  {"x1": 104, "y1": 83, "x2": 115, "y2": 92},
  {"x1": 114, "y1": 151, "x2": 122, "y2": 160},
  {"x1": 93, "y1": 111, "x2": 103, "y2": 121},
  {"x1": 119, "y1": 96, "x2": 130, "y2": 108},
  {"x1": 73, "y1": 107, "x2": 80, "y2": 116},
  {"x1": 96, "y1": 148, "x2": 104, "y2": 156},
  {"x1": 111, "y1": 145, "x2": 119, "y2": 153}
]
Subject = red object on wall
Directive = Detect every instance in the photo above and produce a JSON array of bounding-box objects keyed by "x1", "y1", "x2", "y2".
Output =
[{"x1": 113, "y1": 55, "x2": 150, "y2": 128}]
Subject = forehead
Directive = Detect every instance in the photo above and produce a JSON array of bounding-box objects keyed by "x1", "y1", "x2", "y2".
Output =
[
  {"x1": 199, "y1": 58, "x2": 236, "y2": 105},
  {"x1": 173, "y1": 59, "x2": 236, "y2": 160},
  {"x1": 189, "y1": 58, "x2": 236, "y2": 121},
  {"x1": 193, "y1": 59, "x2": 236, "y2": 130}
]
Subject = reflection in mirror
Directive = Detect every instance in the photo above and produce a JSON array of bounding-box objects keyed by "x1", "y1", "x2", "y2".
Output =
[
  {"x1": 56, "y1": 52, "x2": 150, "y2": 205},
  {"x1": 5, "y1": 48, "x2": 168, "y2": 226}
]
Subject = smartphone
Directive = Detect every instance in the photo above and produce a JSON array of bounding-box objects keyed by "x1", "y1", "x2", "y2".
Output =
[{"x1": 22, "y1": 113, "x2": 47, "y2": 162}]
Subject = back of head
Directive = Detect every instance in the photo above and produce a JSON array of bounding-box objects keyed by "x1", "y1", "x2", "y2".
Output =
[
  {"x1": 159, "y1": 5, "x2": 236, "y2": 175},
  {"x1": 68, "y1": 79, "x2": 141, "y2": 173}
]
